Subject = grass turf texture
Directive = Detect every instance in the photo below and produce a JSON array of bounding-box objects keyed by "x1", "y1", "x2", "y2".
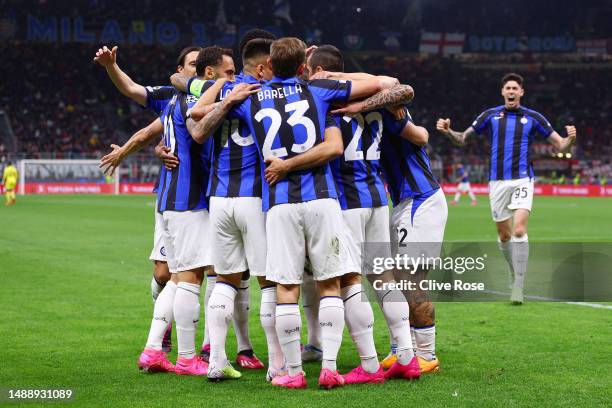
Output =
[{"x1": 1, "y1": 195, "x2": 611, "y2": 407}]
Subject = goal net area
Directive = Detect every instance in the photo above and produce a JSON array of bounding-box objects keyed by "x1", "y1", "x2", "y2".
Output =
[{"x1": 17, "y1": 159, "x2": 158, "y2": 195}]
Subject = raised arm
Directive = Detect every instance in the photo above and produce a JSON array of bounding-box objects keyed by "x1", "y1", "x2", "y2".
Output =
[
  {"x1": 264, "y1": 126, "x2": 344, "y2": 186},
  {"x1": 547, "y1": 126, "x2": 576, "y2": 153},
  {"x1": 99, "y1": 118, "x2": 163, "y2": 175},
  {"x1": 436, "y1": 118, "x2": 474, "y2": 147},
  {"x1": 94, "y1": 46, "x2": 147, "y2": 106}
]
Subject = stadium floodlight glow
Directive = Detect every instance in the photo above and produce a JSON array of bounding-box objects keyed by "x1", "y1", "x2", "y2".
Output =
[
  {"x1": 18, "y1": 159, "x2": 120, "y2": 195},
  {"x1": 557, "y1": 153, "x2": 564, "y2": 158},
  {"x1": 566, "y1": 153, "x2": 572, "y2": 158}
]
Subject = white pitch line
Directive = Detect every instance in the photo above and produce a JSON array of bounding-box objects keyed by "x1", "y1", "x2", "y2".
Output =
[
  {"x1": 484, "y1": 290, "x2": 612, "y2": 309},
  {"x1": 565, "y1": 302, "x2": 612, "y2": 310}
]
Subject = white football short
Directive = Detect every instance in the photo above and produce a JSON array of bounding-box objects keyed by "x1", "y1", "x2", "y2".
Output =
[
  {"x1": 149, "y1": 200, "x2": 167, "y2": 262},
  {"x1": 161, "y1": 209, "x2": 212, "y2": 273},
  {"x1": 457, "y1": 181, "x2": 472, "y2": 193},
  {"x1": 342, "y1": 206, "x2": 392, "y2": 275},
  {"x1": 390, "y1": 188, "x2": 448, "y2": 262},
  {"x1": 266, "y1": 198, "x2": 352, "y2": 284},
  {"x1": 488, "y1": 178, "x2": 534, "y2": 222},
  {"x1": 209, "y1": 196, "x2": 267, "y2": 276}
]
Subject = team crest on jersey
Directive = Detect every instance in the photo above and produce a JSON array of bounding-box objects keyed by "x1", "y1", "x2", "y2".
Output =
[{"x1": 520, "y1": 117, "x2": 528, "y2": 124}]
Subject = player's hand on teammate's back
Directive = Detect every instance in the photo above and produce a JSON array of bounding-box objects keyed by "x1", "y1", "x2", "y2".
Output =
[
  {"x1": 436, "y1": 118, "x2": 451, "y2": 134},
  {"x1": 93, "y1": 45, "x2": 118, "y2": 67},
  {"x1": 99, "y1": 144, "x2": 123, "y2": 176},
  {"x1": 225, "y1": 83, "x2": 261, "y2": 105},
  {"x1": 170, "y1": 73, "x2": 190, "y2": 92},
  {"x1": 264, "y1": 156, "x2": 290, "y2": 186},
  {"x1": 155, "y1": 145, "x2": 179, "y2": 170}
]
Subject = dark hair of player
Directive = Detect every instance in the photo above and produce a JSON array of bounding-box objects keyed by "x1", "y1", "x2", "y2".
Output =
[
  {"x1": 270, "y1": 37, "x2": 307, "y2": 78},
  {"x1": 196, "y1": 46, "x2": 234, "y2": 76},
  {"x1": 308, "y1": 44, "x2": 344, "y2": 72},
  {"x1": 242, "y1": 38, "x2": 273, "y2": 64},
  {"x1": 176, "y1": 46, "x2": 202, "y2": 67},
  {"x1": 501, "y1": 73, "x2": 524, "y2": 88},
  {"x1": 239, "y1": 29, "x2": 277, "y2": 56}
]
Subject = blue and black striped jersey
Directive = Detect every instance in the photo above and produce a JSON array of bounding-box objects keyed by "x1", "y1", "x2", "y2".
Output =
[
  {"x1": 331, "y1": 111, "x2": 387, "y2": 210},
  {"x1": 188, "y1": 73, "x2": 263, "y2": 198},
  {"x1": 471, "y1": 105, "x2": 554, "y2": 180},
  {"x1": 379, "y1": 109, "x2": 439, "y2": 206},
  {"x1": 156, "y1": 92, "x2": 212, "y2": 212},
  {"x1": 229, "y1": 76, "x2": 352, "y2": 211}
]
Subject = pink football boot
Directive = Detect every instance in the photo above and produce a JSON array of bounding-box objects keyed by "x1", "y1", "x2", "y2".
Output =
[
  {"x1": 318, "y1": 368, "x2": 345, "y2": 389},
  {"x1": 271, "y1": 372, "x2": 307, "y2": 389},
  {"x1": 235, "y1": 350, "x2": 265, "y2": 369},
  {"x1": 343, "y1": 365, "x2": 385, "y2": 384},
  {"x1": 384, "y1": 356, "x2": 421, "y2": 380},
  {"x1": 174, "y1": 356, "x2": 209, "y2": 376},
  {"x1": 137, "y1": 348, "x2": 175, "y2": 373}
]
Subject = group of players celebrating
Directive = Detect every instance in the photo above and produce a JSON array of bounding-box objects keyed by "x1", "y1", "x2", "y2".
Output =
[{"x1": 95, "y1": 28, "x2": 576, "y2": 389}]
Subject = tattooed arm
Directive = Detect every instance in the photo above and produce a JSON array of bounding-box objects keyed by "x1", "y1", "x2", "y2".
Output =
[
  {"x1": 187, "y1": 82, "x2": 260, "y2": 144},
  {"x1": 331, "y1": 84, "x2": 414, "y2": 115},
  {"x1": 435, "y1": 118, "x2": 474, "y2": 146}
]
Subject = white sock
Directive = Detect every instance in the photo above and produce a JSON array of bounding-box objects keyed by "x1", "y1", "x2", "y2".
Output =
[
  {"x1": 151, "y1": 276, "x2": 165, "y2": 303},
  {"x1": 174, "y1": 282, "x2": 201, "y2": 359},
  {"x1": 233, "y1": 277, "x2": 252, "y2": 353},
  {"x1": 202, "y1": 275, "x2": 216, "y2": 347},
  {"x1": 410, "y1": 326, "x2": 417, "y2": 354},
  {"x1": 275, "y1": 304, "x2": 302, "y2": 376},
  {"x1": 468, "y1": 190, "x2": 476, "y2": 201},
  {"x1": 498, "y1": 238, "x2": 514, "y2": 287},
  {"x1": 511, "y1": 234, "x2": 529, "y2": 290},
  {"x1": 414, "y1": 325, "x2": 436, "y2": 361},
  {"x1": 342, "y1": 285, "x2": 379, "y2": 373},
  {"x1": 260, "y1": 286, "x2": 284, "y2": 370},
  {"x1": 301, "y1": 272, "x2": 321, "y2": 348},
  {"x1": 453, "y1": 192, "x2": 460, "y2": 201},
  {"x1": 319, "y1": 296, "x2": 345, "y2": 372},
  {"x1": 145, "y1": 281, "x2": 177, "y2": 350},
  {"x1": 208, "y1": 282, "x2": 237, "y2": 367},
  {"x1": 374, "y1": 282, "x2": 414, "y2": 364}
]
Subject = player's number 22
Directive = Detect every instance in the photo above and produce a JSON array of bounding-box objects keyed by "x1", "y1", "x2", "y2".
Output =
[{"x1": 255, "y1": 100, "x2": 316, "y2": 158}]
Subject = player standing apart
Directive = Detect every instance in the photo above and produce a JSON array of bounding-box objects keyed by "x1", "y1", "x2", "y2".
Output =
[
  {"x1": 2, "y1": 161, "x2": 18, "y2": 206},
  {"x1": 436, "y1": 73, "x2": 576, "y2": 304},
  {"x1": 450, "y1": 163, "x2": 477, "y2": 205}
]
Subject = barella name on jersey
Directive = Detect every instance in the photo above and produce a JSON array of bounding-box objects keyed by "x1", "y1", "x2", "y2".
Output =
[{"x1": 257, "y1": 84, "x2": 303, "y2": 101}]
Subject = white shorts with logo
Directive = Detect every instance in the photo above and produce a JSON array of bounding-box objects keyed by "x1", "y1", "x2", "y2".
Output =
[
  {"x1": 488, "y1": 178, "x2": 534, "y2": 222},
  {"x1": 457, "y1": 181, "x2": 472, "y2": 193},
  {"x1": 149, "y1": 200, "x2": 167, "y2": 262},
  {"x1": 266, "y1": 198, "x2": 352, "y2": 284},
  {"x1": 161, "y1": 209, "x2": 212, "y2": 273},
  {"x1": 209, "y1": 196, "x2": 267, "y2": 276},
  {"x1": 390, "y1": 188, "x2": 448, "y2": 261},
  {"x1": 342, "y1": 206, "x2": 392, "y2": 275}
]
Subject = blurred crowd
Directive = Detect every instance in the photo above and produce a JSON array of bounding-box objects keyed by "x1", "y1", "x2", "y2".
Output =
[{"x1": 1, "y1": 0, "x2": 611, "y2": 183}]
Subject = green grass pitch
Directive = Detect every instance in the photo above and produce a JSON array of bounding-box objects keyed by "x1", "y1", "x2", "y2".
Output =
[{"x1": 1, "y1": 195, "x2": 611, "y2": 407}]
